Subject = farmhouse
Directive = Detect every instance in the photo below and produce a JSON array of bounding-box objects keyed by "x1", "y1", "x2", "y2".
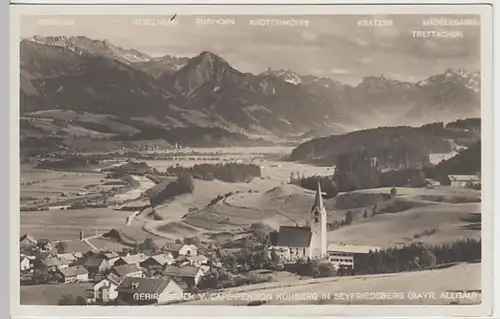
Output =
[
  {"x1": 86, "y1": 274, "x2": 122, "y2": 304},
  {"x1": 327, "y1": 243, "x2": 381, "y2": 270},
  {"x1": 140, "y1": 254, "x2": 174, "y2": 269},
  {"x1": 20, "y1": 234, "x2": 37, "y2": 250},
  {"x1": 20, "y1": 256, "x2": 32, "y2": 272},
  {"x1": 448, "y1": 174, "x2": 481, "y2": 188},
  {"x1": 80, "y1": 254, "x2": 108, "y2": 275},
  {"x1": 172, "y1": 255, "x2": 208, "y2": 267},
  {"x1": 268, "y1": 180, "x2": 328, "y2": 263},
  {"x1": 116, "y1": 277, "x2": 185, "y2": 305},
  {"x1": 38, "y1": 256, "x2": 70, "y2": 271},
  {"x1": 56, "y1": 266, "x2": 89, "y2": 283},
  {"x1": 163, "y1": 243, "x2": 198, "y2": 258},
  {"x1": 100, "y1": 251, "x2": 121, "y2": 268},
  {"x1": 163, "y1": 265, "x2": 204, "y2": 287},
  {"x1": 56, "y1": 253, "x2": 81, "y2": 265},
  {"x1": 114, "y1": 253, "x2": 148, "y2": 267},
  {"x1": 36, "y1": 239, "x2": 52, "y2": 251},
  {"x1": 110, "y1": 264, "x2": 144, "y2": 279}
]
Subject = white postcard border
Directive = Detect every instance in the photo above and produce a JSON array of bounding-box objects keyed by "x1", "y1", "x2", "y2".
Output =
[{"x1": 9, "y1": 3, "x2": 495, "y2": 318}]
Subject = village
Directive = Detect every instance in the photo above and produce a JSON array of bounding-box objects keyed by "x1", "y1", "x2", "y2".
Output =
[{"x1": 19, "y1": 181, "x2": 387, "y2": 306}]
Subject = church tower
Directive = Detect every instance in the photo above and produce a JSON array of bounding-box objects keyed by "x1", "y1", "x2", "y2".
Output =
[{"x1": 309, "y1": 179, "x2": 328, "y2": 259}]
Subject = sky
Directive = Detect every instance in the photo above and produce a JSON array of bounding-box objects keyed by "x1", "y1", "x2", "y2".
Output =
[{"x1": 21, "y1": 14, "x2": 481, "y2": 84}]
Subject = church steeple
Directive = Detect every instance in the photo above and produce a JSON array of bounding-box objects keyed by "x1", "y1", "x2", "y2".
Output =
[
  {"x1": 312, "y1": 178, "x2": 324, "y2": 213},
  {"x1": 309, "y1": 178, "x2": 327, "y2": 259}
]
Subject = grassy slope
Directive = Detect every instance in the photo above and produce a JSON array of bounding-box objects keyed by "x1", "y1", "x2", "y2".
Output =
[{"x1": 182, "y1": 263, "x2": 481, "y2": 305}]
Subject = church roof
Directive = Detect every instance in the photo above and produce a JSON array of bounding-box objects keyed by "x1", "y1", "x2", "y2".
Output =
[
  {"x1": 274, "y1": 226, "x2": 312, "y2": 248},
  {"x1": 311, "y1": 179, "x2": 325, "y2": 213}
]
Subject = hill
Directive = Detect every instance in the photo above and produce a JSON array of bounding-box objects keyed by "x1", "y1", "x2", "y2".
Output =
[{"x1": 290, "y1": 120, "x2": 480, "y2": 167}]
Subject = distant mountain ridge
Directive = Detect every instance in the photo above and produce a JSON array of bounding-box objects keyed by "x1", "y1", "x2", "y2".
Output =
[{"x1": 20, "y1": 35, "x2": 481, "y2": 140}]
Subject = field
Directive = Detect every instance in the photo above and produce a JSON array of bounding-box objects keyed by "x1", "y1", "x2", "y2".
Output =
[
  {"x1": 182, "y1": 263, "x2": 481, "y2": 305},
  {"x1": 148, "y1": 183, "x2": 481, "y2": 248},
  {"x1": 19, "y1": 146, "x2": 482, "y2": 253},
  {"x1": 20, "y1": 208, "x2": 130, "y2": 241},
  {"x1": 328, "y1": 187, "x2": 481, "y2": 248},
  {"x1": 20, "y1": 166, "x2": 107, "y2": 202},
  {"x1": 107, "y1": 175, "x2": 155, "y2": 202},
  {"x1": 20, "y1": 283, "x2": 93, "y2": 305}
]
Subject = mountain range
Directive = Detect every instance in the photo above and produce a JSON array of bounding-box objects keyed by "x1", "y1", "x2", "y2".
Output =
[{"x1": 20, "y1": 35, "x2": 481, "y2": 144}]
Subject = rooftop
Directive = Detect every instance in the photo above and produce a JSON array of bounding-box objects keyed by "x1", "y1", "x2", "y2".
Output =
[
  {"x1": 43, "y1": 256, "x2": 70, "y2": 267},
  {"x1": 448, "y1": 175, "x2": 480, "y2": 181},
  {"x1": 101, "y1": 251, "x2": 120, "y2": 259},
  {"x1": 59, "y1": 266, "x2": 88, "y2": 277},
  {"x1": 327, "y1": 243, "x2": 381, "y2": 254},
  {"x1": 163, "y1": 243, "x2": 184, "y2": 252},
  {"x1": 164, "y1": 265, "x2": 201, "y2": 278},
  {"x1": 112, "y1": 264, "x2": 143, "y2": 277},
  {"x1": 119, "y1": 253, "x2": 147, "y2": 264},
  {"x1": 117, "y1": 277, "x2": 171, "y2": 295},
  {"x1": 271, "y1": 226, "x2": 312, "y2": 248},
  {"x1": 147, "y1": 254, "x2": 173, "y2": 266},
  {"x1": 107, "y1": 273, "x2": 123, "y2": 285}
]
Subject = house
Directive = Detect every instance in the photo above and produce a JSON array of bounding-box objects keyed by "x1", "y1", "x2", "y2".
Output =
[
  {"x1": 163, "y1": 243, "x2": 198, "y2": 258},
  {"x1": 173, "y1": 255, "x2": 209, "y2": 268},
  {"x1": 116, "y1": 277, "x2": 185, "y2": 305},
  {"x1": 140, "y1": 254, "x2": 174, "y2": 269},
  {"x1": 36, "y1": 239, "x2": 52, "y2": 251},
  {"x1": 56, "y1": 253, "x2": 80, "y2": 265},
  {"x1": 113, "y1": 253, "x2": 147, "y2": 267},
  {"x1": 57, "y1": 266, "x2": 89, "y2": 283},
  {"x1": 187, "y1": 255, "x2": 209, "y2": 267},
  {"x1": 86, "y1": 273, "x2": 122, "y2": 304},
  {"x1": 268, "y1": 180, "x2": 328, "y2": 263},
  {"x1": 326, "y1": 243, "x2": 381, "y2": 270},
  {"x1": 80, "y1": 254, "x2": 108, "y2": 275},
  {"x1": 37, "y1": 256, "x2": 70, "y2": 272},
  {"x1": 163, "y1": 265, "x2": 204, "y2": 287},
  {"x1": 110, "y1": 264, "x2": 144, "y2": 279},
  {"x1": 20, "y1": 234, "x2": 37, "y2": 250},
  {"x1": 448, "y1": 174, "x2": 481, "y2": 188},
  {"x1": 20, "y1": 256, "x2": 32, "y2": 272},
  {"x1": 100, "y1": 251, "x2": 121, "y2": 268}
]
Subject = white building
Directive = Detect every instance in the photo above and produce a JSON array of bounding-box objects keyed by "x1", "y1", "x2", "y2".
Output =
[
  {"x1": 448, "y1": 174, "x2": 481, "y2": 188},
  {"x1": 269, "y1": 180, "x2": 328, "y2": 262},
  {"x1": 327, "y1": 244, "x2": 381, "y2": 270},
  {"x1": 20, "y1": 256, "x2": 31, "y2": 272},
  {"x1": 86, "y1": 274, "x2": 122, "y2": 304},
  {"x1": 58, "y1": 266, "x2": 89, "y2": 283}
]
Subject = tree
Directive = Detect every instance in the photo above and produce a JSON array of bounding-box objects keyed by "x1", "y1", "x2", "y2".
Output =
[
  {"x1": 58, "y1": 294, "x2": 76, "y2": 305},
  {"x1": 345, "y1": 211, "x2": 353, "y2": 225},
  {"x1": 390, "y1": 187, "x2": 397, "y2": 197},
  {"x1": 318, "y1": 262, "x2": 336, "y2": 277},
  {"x1": 75, "y1": 296, "x2": 87, "y2": 305},
  {"x1": 183, "y1": 236, "x2": 200, "y2": 246},
  {"x1": 141, "y1": 238, "x2": 158, "y2": 252},
  {"x1": 55, "y1": 241, "x2": 68, "y2": 254}
]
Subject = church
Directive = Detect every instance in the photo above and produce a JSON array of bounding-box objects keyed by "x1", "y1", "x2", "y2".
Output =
[{"x1": 268, "y1": 180, "x2": 328, "y2": 263}]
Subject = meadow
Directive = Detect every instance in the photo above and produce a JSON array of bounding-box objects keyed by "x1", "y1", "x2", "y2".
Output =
[{"x1": 183, "y1": 263, "x2": 481, "y2": 305}]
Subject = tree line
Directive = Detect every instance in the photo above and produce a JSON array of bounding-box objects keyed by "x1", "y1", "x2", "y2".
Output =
[
  {"x1": 354, "y1": 238, "x2": 480, "y2": 275},
  {"x1": 163, "y1": 162, "x2": 261, "y2": 183}
]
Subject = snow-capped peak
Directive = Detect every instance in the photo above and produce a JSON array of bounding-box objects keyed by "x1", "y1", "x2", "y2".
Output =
[{"x1": 261, "y1": 68, "x2": 303, "y2": 85}]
